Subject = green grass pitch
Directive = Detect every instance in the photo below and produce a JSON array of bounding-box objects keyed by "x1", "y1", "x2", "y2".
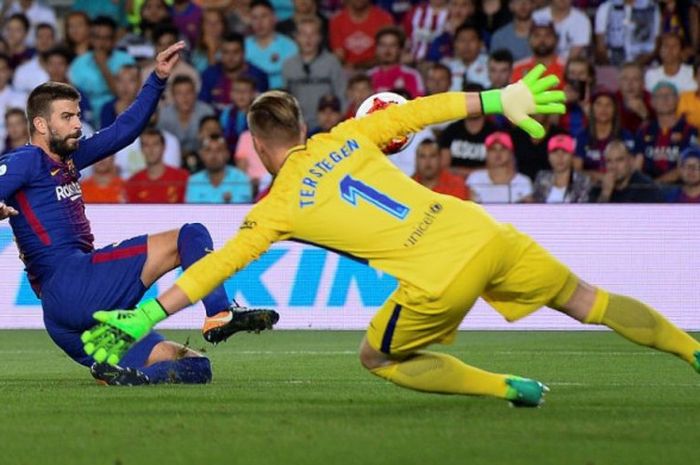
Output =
[{"x1": 0, "y1": 329, "x2": 698, "y2": 465}]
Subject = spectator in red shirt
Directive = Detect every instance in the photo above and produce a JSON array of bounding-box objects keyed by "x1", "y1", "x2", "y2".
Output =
[
  {"x1": 329, "y1": 0, "x2": 394, "y2": 69},
  {"x1": 616, "y1": 62, "x2": 654, "y2": 134},
  {"x1": 511, "y1": 20, "x2": 565, "y2": 86},
  {"x1": 368, "y1": 27, "x2": 425, "y2": 98},
  {"x1": 413, "y1": 139, "x2": 470, "y2": 200},
  {"x1": 80, "y1": 155, "x2": 125, "y2": 204},
  {"x1": 126, "y1": 127, "x2": 190, "y2": 203}
]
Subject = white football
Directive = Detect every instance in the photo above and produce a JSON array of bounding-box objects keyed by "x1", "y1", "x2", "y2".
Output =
[{"x1": 355, "y1": 91, "x2": 414, "y2": 154}]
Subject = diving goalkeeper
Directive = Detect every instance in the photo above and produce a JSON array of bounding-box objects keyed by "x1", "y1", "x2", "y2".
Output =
[{"x1": 82, "y1": 65, "x2": 700, "y2": 405}]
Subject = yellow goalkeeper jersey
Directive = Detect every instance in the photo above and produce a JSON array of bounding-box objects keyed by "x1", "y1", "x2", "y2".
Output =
[{"x1": 177, "y1": 92, "x2": 503, "y2": 304}]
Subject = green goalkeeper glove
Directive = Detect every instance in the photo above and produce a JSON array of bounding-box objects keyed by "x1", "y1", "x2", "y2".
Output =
[
  {"x1": 81, "y1": 299, "x2": 168, "y2": 365},
  {"x1": 480, "y1": 64, "x2": 565, "y2": 139}
]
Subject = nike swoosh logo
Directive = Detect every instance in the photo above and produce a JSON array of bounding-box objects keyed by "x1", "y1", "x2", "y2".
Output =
[
  {"x1": 204, "y1": 248, "x2": 214, "y2": 253},
  {"x1": 206, "y1": 313, "x2": 232, "y2": 324},
  {"x1": 50, "y1": 168, "x2": 60, "y2": 176}
]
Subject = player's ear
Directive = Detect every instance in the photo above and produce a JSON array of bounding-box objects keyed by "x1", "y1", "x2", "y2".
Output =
[{"x1": 32, "y1": 116, "x2": 48, "y2": 135}]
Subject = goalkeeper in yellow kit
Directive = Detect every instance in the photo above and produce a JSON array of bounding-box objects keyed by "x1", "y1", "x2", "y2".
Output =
[{"x1": 81, "y1": 65, "x2": 700, "y2": 406}]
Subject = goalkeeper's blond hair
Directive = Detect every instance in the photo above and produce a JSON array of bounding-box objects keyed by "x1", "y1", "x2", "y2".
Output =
[{"x1": 248, "y1": 90, "x2": 304, "y2": 146}]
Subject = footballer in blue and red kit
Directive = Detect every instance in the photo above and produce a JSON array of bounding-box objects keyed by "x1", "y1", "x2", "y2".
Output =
[
  {"x1": 634, "y1": 115, "x2": 698, "y2": 180},
  {"x1": 0, "y1": 65, "x2": 277, "y2": 384}
]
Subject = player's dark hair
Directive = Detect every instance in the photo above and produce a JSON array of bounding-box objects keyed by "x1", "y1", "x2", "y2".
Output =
[
  {"x1": 375, "y1": 26, "x2": 406, "y2": 48},
  {"x1": 8, "y1": 13, "x2": 30, "y2": 33},
  {"x1": 489, "y1": 48, "x2": 514, "y2": 66},
  {"x1": 455, "y1": 21, "x2": 482, "y2": 42},
  {"x1": 91, "y1": 16, "x2": 118, "y2": 33},
  {"x1": 141, "y1": 125, "x2": 165, "y2": 144},
  {"x1": 250, "y1": 0, "x2": 274, "y2": 12},
  {"x1": 223, "y1": 31, "x2": 245, "y2": 46},
  {"x1": 26, "y1": 81, "x2": 81, "y2": 134}
]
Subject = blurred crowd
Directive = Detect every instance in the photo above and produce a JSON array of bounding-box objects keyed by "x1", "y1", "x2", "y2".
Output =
[{"x1": 1, "y1": 0, "x2": 699, "y2": 204}]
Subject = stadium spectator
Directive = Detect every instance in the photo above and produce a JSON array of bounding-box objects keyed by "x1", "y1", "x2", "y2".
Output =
[
  {"x1": 0, "y1": 54, "x2": 26, "y2": 154},
  {"x1": 488, "y1": 49, "x2": 514, "y2": 90},
  {"x1": 1, "y1": 107, "x2": 28, "y2": 155},
  {"x1": 424, "y1": 62, "x2": 454, "y2": 136},
  {"x1": 72, "y1": 0, "x2": 129, "y2": 30},
  {"x1": 480, "y1": 0, "x2": 515, "y2": 46},
  {"x1": 412, "y1": 138, "x2": 470, "y2": 199},
  {"x1": 234, "y1": 130, "x2": 272, "y2": 195},
  {"x1": 43, "y1": 46, "x2": 93, "y2": 129},
  {"x1": 199, "y1": 32, "x2": 268, "y2": 111},
  {"x1": 283, "y1": 17, "x2": 345, "y2": 129},
  {"x1": 2, "y1": 0, "x2": 56, "y2": 48},
  {"x1": 510, "y1": 20, "x2": 565, "y2": 85},
  {"x1": 117, "y1": 0, "x2": 171, "y2": 60},
  {"x1": 114, "y1": 119, "x2": 183, "y2": 180},
  {"x1": 172, "y1": 0, "x2": 203, "y2": 46},
  {"x1": 467, "y1": 131, "x2": 533, "y2": 203},
  {"x1": 62, "y1": 11, "x2": 91, "y2": 58},
  {"x1": 658, "y1": 0, "x2": 697, "y2": 60},
  {"x1": 490, "y1": 0, "x2": 534, "y2": 62},
  {"x1": 319, "y1": 0, "x2": 344, "y2": 20},
  {"x1": 329, "y1": 0, "x2": 393, "y2": 69},
  {"x1": 616, "y1": 62, "x2": 654, "y2": 133},
  {"x1": 157, "y1": 75, "x2": 216, "y2": 154},
  {"x1": 245, "y1": 0, "x2": 299, "y2": 89},
  {"x1": 69, "y1": 16, "x2": 136, "y2": 128},
  {"x1": 126, "y1": 127, "x2": 190, "y2": 203},
  {"x1": 369, "y1": 27, "x2": 425, "y2": 98},
  {"x1": 140, "y1": 24, "x2": 202, "y2": 104},
  {"x1": 182, "y1": 115, "x2": 224, "y2": 174},
  {"x1": 439, "y1": 84, "x2": 497, "y2": 177},
  {"x1": 221, "y1": 0, "x2": 254, "y2": 35},
  {"x1": 644, "y1": 33, "x2": 698, "y2": 94},
  {"x1": 401, "y1": 0, "x2": 449, "y2": 63},
  {"x1": 276, "y1": 0, "x2": 328, "y2": 40},
  {"x1": 3, "y1": 13, "x2": 33, "y2": 69},
  {"x1": 592, "y1": 139, "x2": 664, "y2": 202},
  {"x1": 677, "y1": 64, "x2": 700, "y2": 128},
  {"x1": 442, "y1": 23, "x2": 490, "y2": 91},
  {"x1": 425, "y1": 0, "x2": 478, "y2": 62},
  {"x1": 594, "y1": 0, "x2": 660, "y2": 66},
  {"x1": 343, "y1": 73, "x2": 374, "y2": 120},
  {"x1": 220, "y1": 76, "x2": 257, "y2": 153},
  {"x1": 575, "y1": 90, "x2": 634, "y2": 181},
  {"x1": 665, "y1": 146, "x2": 700, "y2": 203},
  {"x1": 510, "y1": 114, "x2": 566, "y2": 180},
  {"x1": 532, "y1": 134, "x2": 592, "y2": 202},
  {"x1": 531, "y1": 0, "x2": 591, "y2": 58},
  {"x1": 191, "y1": 9, "x2": 229, "y2": 74},
  {"x1": 560, "y1": 56, "x2": 595, "y2": 136},
  {"x1": 100, "y1": 65, "x2": 141, "y2": 129},
  {"x1": 11, "y1": 22, "x2": 55, "y2": 94},
  {"x1": 80, "y1": 155, "x2": 126, "y2": 204},
  {"x1": 309, "y1": 93, "x2": 344, "y2": 136},
  {"x1": 635, "y1": 82, "x2": 698, "y2": 184},
  {"x1": 186, "y1": 134, "x2": 253, "y2": 204}
]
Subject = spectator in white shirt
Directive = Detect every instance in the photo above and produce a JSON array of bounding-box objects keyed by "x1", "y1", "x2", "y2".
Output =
[
  {"x1": 532, "y1": 0, "x2": 591, "y2": 59},
  {"x1": 467, "y1": 131, "x2": 533, "y2": 203},
  {"x1": 594, "y1": 0, "x2": 659, "y2": 66},
  {"x1": 441, "y1": 22, "x2": 490, "y2": 91},
  {"x1": 12, "y1": 22, "x2": 55, "y2": 94},
  {"x1": 644, "y1": 33, "x2": 697, "y2": 94},
  {"x1": 2, "y1": 0, "x2": 57, "y2": 48}
]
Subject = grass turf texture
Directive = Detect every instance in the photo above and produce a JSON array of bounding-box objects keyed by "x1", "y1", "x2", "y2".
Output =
[{"x1": 1, "y1": 330, "x2": 698, "y2": 465}]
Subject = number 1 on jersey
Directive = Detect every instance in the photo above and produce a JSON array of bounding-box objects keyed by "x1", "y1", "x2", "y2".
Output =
[{"x1": 339, "y1": 174, "x2": 410, "y2": 220}]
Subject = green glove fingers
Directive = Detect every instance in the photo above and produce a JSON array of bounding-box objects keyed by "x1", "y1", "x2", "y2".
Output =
[
  {"x1": 529, "y1": 74, "x2": 560, "y2": 94},
  {"x1": 521, "y1": 64, "x2": 545, "y2": 86},
  {"x1": 518, "y1": 118, "x2": 546, "y2": 139},
  {"x1": 534, "y1": 90, "x2": 566, "y2": 104},
  {"x1": 535, "y1": 103, "x2": 566, "y2": 114}
]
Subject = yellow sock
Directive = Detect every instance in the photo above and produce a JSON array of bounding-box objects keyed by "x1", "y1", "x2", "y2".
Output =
[
  {"x1": 370, "y1": 351, "x2": 510, "y2": 399},
  {"x1": 586, "y1": 291, "x2": 700, "y2": 364}
]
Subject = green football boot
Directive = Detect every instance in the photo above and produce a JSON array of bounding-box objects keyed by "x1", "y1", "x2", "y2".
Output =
[{"x1": 505, "y1": 376, "x2": 549, "y2": 408}]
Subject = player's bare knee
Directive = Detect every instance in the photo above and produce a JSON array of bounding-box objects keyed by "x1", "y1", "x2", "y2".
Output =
[
  {"x1": 552, "y1": 279, "x2": 599, "y2": 323},
  {"x1": 145, "y1": 340, "x2": 204, "y2": 366},
  {"x1": 359, "y1": 338, "x2": 388, "y2": 370}
]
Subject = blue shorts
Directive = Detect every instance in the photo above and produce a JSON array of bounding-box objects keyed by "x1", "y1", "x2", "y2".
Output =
[{"x1": 41, "y1": 235, "x2": 164, "y2": 368}]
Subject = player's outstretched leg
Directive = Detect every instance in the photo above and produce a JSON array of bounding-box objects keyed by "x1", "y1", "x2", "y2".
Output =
[
  {"x1": 556, "y1": 279, "x2": 700, "y2": 372},
  {"x1": 359, "y1": 339, "x2": 548, "y2": 407},
  {"x1": 177, "y1": 223, "x2": 279, "y2": 343}
]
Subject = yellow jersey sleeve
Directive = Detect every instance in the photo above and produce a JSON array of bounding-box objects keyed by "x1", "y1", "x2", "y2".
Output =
[
  {"x1": 176, "y1": 182, "x2": 294, "y2": 303},
  {"x1": 341, "y1": 92, "x2": 467, "y2": 148}
]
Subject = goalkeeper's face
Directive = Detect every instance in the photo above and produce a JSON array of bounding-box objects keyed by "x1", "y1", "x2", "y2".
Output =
[{"x1": 47, "y1": 99, "x2": 83, "y2": 159}]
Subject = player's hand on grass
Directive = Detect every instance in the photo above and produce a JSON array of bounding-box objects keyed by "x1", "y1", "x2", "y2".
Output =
[
  {"x1": 0, "y1": 201, "x2": 18, "y2": 221},
  {"x1": 81, "y1": 299, "x2": 168, "y2": 365},
  {"x1": 479, "y1": 64, "x2": 565, "y2": 139},
  {"x1": 154, "y1": 41, "x2": 186, "y2": 80}
]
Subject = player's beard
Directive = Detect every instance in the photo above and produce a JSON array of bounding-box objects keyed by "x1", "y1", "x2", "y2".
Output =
[{"x1": 49, "y1": 129, "x2": 82, "y2": 160}]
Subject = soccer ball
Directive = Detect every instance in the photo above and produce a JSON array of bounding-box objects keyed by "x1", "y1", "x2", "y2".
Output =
[{"x1": 356, "y1": 92, "x2": 414, "y2": 154}]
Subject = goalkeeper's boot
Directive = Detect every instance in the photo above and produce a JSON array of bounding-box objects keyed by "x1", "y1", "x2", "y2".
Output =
[
  {"x1": 90, "y1": 362, "x2": 150, "y2": 386},
  {"x1": 202, "y1": 299, "x2": 280, "y2": 344},
  {"x1": 505, "y1": 376, "x2": 549, "y2": 408},
  {"x1": 692, "y1": 351, "x2": 700, "y2": 373}
]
